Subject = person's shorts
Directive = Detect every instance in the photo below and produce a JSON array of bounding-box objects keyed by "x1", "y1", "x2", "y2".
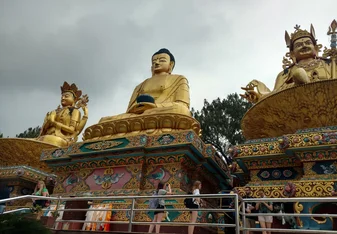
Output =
[
  {"x1": 154, "y1": 205, "x2": 165, "y2": 215},
  {"x1": 258, "y1": 215, "x2": 273, "y2": 223},
  {"x1": 246, "y1": 218, "x2": 256, "y2": 228},
  {"x1": 189, "y1": 203, "x2": 199, "y2": 213}
]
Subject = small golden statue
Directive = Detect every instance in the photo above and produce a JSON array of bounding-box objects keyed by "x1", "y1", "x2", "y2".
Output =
[
  {"x1": 84, "y1": 48, "x2": 199, "y2": 140},
  {"x1": 37, "y1": 82, "x2": 89, "y2": 147},
  {"x1": 241, "y1": 23, "x2": 337, "y2": 103}
]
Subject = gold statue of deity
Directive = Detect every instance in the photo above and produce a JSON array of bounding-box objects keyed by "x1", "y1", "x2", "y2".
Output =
[
  {"x1": 241, "y1": 24, "x2": 336, "y2": 103},
  {"x1": 84, "y1": 48, "x2": 199, "y2": 140},
  {"x1": 240, "y1": 20, "x2": 337, "y2": 140},
  {"x1": 37, "y1": 82, "x2": 89, "y2": 147}
]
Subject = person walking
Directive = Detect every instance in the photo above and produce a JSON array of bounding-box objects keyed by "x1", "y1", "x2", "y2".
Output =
[
  {"x1": 148, "y1": 182, "x2": 172, "y2": 233},
  {"x1": 188, "y1": 181, "x2": 202, "y2": 234},
  {"x1": 256, "y1": 189, "x2": 273, "y2": 234}
]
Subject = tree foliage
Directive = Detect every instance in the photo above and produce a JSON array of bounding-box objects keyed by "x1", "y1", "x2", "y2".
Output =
[
  {"x1": 0, "y1": 132, "x2": 3, "y2": 138},
  {"x1": 16, "y1": 126, "x2": 41, "y2": 138},
  {"x1": 192, "y1": 93, "x2": 252, "y2": 163}
]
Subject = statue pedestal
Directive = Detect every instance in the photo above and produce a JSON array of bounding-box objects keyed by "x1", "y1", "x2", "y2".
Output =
[
  {"x1": 42, "y1": 130, "x2": 231, "y2": 233},
  {"x1": 233, "y1": 125, "x2": 337, "y2": 231}
]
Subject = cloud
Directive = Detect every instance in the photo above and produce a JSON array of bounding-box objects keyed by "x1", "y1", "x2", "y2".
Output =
[{"x1": 0, "y1": 0, "x2": 336, "y2": 136}]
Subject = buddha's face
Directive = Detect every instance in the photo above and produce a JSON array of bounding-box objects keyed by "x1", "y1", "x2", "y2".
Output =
[
  {"x1": 151, "y1": 53, "x2": 172, "y2": 75},
  {"x1": 292, "y1": 37, "x2": 316, "y2": 61},
  {"x1": 61, "y1": 91, "x2": 75, "y2": 107}
]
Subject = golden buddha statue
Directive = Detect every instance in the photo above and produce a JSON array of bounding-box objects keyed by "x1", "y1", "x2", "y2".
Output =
[
  {"x1": 241, "y1": 24, "x2": 336, "y2": 103},
  {"x1": 84, "y1": 48, "x2": 200, "y2": 140},
  {"x1": 37, "y1": 82, "x2": 89, "y2": 147}
]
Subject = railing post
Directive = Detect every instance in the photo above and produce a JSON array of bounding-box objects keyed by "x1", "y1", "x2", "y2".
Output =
[
  {"x1": 234, "y1": 194, "x2": 240, "y2": 234},
  {"x1": 54, "y1": 196, "x2": 61, "y2": 230},
  {"x1": 128, "y1": 198, "x2": 135, "y2": 232},
  {"x1": 242, "y1": 200, "x2": 246, "y2": 234}
]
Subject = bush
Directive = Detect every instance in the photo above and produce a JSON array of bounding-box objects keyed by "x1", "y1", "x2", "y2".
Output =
[{"x1": 0, "y1": 213, "x2": 51, "y2": 234}]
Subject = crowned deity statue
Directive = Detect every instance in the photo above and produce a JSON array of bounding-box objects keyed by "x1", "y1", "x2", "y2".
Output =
[
  {"x1": 241, "y1": 23, "x2": 337, "y2": 103},
  {"x1": 37, "y1": 82, "x2": 89, "y2": 147}
]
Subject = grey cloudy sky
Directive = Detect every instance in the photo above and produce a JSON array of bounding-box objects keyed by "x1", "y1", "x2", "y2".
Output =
[{"x1": 0, "y1": 0, "x2": 336, "y2": 137}]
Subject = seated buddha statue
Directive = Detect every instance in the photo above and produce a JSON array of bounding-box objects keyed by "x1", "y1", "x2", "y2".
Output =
[
  {"x1": 37, "y1": 82, "x2": 89, "y2": 147},
  {"x1": 99, "y1": 48, "x2": 191, "y2": 122},
  {"x1": 83, "y1": 48, "x2": 198, "y2": 140},
  {"x1": 241, "y1": 24, "x2": 336, "y2": 103}
]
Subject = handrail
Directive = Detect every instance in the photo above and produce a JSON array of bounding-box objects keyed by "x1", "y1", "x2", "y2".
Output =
[
  {"x1": 0, "y1": 193, "x2": 241, "y2": 234},
  {"x1": 241, "y1": 196, "x2": 337, "y2": 234},
  {"x1": 3, "y1": 194, "x2": 337, "y2": 233}
]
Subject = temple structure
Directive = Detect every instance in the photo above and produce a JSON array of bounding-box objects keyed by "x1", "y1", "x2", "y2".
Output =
[
  {"x1": 235, "y1": 19, "x2": 337, "y2": 230},
  {"x1": 0, "y1": 48, "x2": 231, "y2": 233}
]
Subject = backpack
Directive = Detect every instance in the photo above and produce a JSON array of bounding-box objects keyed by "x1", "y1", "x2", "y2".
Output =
[
  {"x1": 184, "y1": 192, "x2": 193, "y2": 208},
  {"x1": 149, "y1": 191, "x2": 159, "y2": 209}
]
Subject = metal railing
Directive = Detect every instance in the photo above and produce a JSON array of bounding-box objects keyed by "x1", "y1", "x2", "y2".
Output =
[
  {"x1": 0, "y1": 193, "x2": 240, "y2": 234},
  {"x1": 241, "y1": 197, "x2": 337, "y2": 234}
]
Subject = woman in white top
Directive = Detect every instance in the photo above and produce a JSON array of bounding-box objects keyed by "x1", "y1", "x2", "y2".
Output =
[
  {"x1": 148, "y1": 182, "x2": 172, "y2": 233},
  {"x1": 188, "y1": 180, "x2": 202, "y2": 234}
]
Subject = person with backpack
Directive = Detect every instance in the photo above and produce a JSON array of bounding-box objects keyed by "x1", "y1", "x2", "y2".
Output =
[
  {"x1": 188, "y1": 180, "x2": 202, "y2": 234},
  {"x1": 148, "y1": 182, "x2": 172, "y2": 233}
]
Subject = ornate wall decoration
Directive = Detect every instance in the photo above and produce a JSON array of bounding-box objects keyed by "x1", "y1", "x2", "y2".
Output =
[
  {"x1": 297, "y1": 150, "x2": 337, "y2": 162},
  {"x1": 243, "y1": 157, "x2": 301, "y2": 170},
  {"x1": 157, "y1": 134, "x2": 175, "y2": 145},
  {"x1": 238, "y1": 180, "x2": 336, "y2": 198},
  {"x1": 257, "y1": 167, "x2": 300, "y2": 181},
  {"x1": 84, "y1": 140, "x2": 123, "y2": 150},
  {"x1": 235, "y1": 142, "x2": 283, "y2": 157}
]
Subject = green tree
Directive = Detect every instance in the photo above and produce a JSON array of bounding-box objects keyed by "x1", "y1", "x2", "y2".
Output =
[
  {"x1": 192, "y1": 93, "x2": 252, "y2": 163},
  {"x1": 16, "y1": 126, "x2": 41, "y2": 138},
  {"x1": 0, "y1": 132, "x2": 3, "y2": 138}
]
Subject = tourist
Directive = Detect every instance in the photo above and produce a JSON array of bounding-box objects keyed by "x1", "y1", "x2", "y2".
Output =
[
  {"x1": 188, "y1": 180, "x2": 202, "y2": 234},
  {"x1": 148, "y1": 182, "x2": 172, "y2": 233},
  {"x1": 32, "y1": 180, "x2": 49, "y2": 208},
  {"x1": 0, "y1": 181, "x2": 10, "y2": 214},
  {"x1": 243, "y1": 186, "x2": 257, "y2": 234},
  {"x1": 256, "y1": 189, "x2": 273, "y2": 234}
]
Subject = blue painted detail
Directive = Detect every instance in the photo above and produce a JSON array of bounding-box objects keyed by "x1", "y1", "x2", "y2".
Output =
[
  {"x1": 186, "y1": 131, "x2": 194, "y2": 142},
  {"x1": 52, "y1": 149, "x2": 65, "y2": 158},
  {"x1": 158, "y1": 134, "x2": 175, "y2": 145},
  {"x1": 139, "y1": 135, "x2": 147, "y2": 145},
  {"x1": 257, "y1": 167, "x2": 298, "y2": 181},
  {"x1": 297, "y1": 202, "x2": 334, "y2": 230}
]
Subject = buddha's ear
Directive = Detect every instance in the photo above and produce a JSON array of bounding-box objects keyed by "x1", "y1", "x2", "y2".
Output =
[
  {"x1": 169, "y1": 61, "x2": 175, "y2": 74},
  {"x1": 151, "y1": 65, "x2": 155, "y2": 76}
]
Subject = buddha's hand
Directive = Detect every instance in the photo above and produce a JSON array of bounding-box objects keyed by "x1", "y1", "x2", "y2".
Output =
[
  {"x1": 82, "y1": 106, "x2": 89, "y2": 118},
  {"x1": 290, "y1": 67, "x2": 310, "y2": 85},
  {"x1": 240, "y1": 87, "x2": 261, "y2": 104},
  {"x1": 128, "y1": 102, "x2": 157, "y2": 114}
]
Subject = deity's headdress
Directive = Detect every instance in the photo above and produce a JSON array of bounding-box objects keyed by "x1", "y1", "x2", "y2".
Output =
[
  {"x1": 285, "y1": 24, "x2": 317, "y2": 50},
  {"x1": 60, "y1": 81, "x2": 82, "y2": 101}
]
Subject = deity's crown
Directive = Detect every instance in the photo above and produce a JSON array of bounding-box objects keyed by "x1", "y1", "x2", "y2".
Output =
[
  {"x1": 60, "y1": 81, "x2": 82, "y2": 100},
  {"x1": 285, "y1": 24, "x2": 317, "y2": 49}
]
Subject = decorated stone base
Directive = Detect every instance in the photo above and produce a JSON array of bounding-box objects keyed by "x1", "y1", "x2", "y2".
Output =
[
  {"x1": 41, "y1": 130, "x2": 231, "y2": 231},
  {"x1": 232, "y1": 126, "x2": 337, "y2": 231}
]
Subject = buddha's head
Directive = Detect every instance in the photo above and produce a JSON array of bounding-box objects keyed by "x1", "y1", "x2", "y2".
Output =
[
  {"x1": 285, "y1": 24, "x2": 320, "y2": 62},
  {"x1": 60, "y1": 81, "x2": 82, "y2": 107},
  {"x1": 151, "y1": 48, "x2": 175, "y2": 75}
]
